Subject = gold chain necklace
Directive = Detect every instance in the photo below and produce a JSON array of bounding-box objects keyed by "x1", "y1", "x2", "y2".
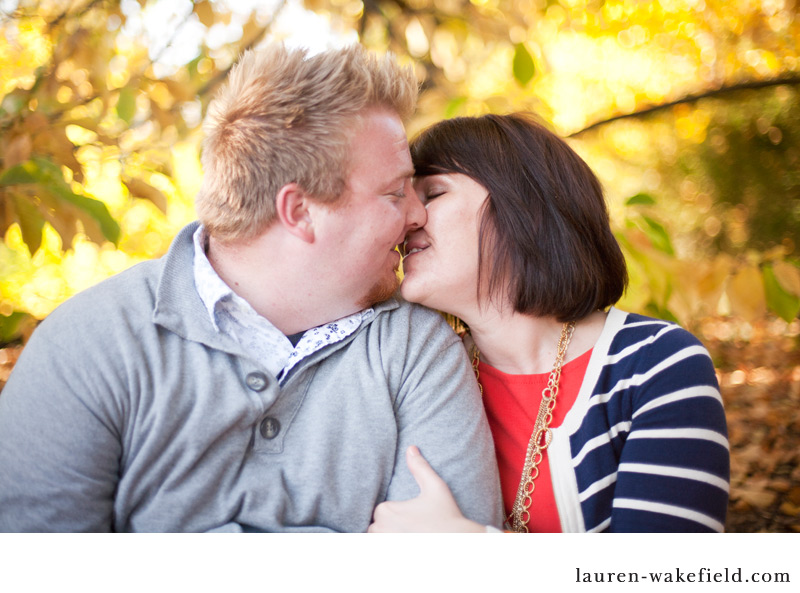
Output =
[{"x1": 470, "y1": 320, "x2": 576, "y2": 533}]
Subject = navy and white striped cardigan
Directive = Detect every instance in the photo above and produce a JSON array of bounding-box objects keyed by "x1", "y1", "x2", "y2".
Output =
[{"x1": 548, "y1": 307, "x2": 729, "y2": 532}]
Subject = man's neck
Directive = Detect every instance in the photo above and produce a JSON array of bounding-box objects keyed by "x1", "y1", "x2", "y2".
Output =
[{"x1": 206, "y1": 231, "x2": 363, "y2": 335}]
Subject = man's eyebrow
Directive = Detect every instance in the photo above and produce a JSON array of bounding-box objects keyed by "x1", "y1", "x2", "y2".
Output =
[
  {"x1": 382, "y1": 169, "x2": 415, "y2": 190},
  {"x1": 398, "y1": 168, "x2": 415, "y2": 180}
]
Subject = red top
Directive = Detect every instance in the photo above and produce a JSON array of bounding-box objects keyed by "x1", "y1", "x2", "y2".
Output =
[{"x1": 478, "y1": 348, "x2": 592, "y2": 532}]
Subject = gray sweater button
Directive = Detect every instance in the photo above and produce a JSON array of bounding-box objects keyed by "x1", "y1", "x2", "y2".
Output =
[
  {"x1": 245, "y1": 372, "x2": 268, "y2": 392},
  {"x1": 259, "y1": 417, "x2": 281, "y2": 439}
]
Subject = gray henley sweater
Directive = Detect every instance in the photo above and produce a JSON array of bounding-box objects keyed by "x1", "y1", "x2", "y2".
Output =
[{"x1": 0, "y1": 223, "x2": 502, "y2": 532}]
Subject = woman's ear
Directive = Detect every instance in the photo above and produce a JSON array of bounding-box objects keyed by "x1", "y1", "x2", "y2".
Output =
[{"x1": 274, "y1": 183, "x2": 315, "y2": 243}]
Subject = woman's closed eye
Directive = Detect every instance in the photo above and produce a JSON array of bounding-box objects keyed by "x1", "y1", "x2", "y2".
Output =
[
  {"x1": 422, "y1": 190, "x2": 446, "y2": 206},
  {"x1": 414, "y1": 176, "x2": 450, "y2": 204}
]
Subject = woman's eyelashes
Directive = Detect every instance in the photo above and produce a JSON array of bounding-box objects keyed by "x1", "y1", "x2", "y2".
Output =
[
  {"x1": 423, "y1": 191, "x2": 445, "y2": 204},
  {"x1": 414, "y1": 178, "x2": 448, "y2": 203}
]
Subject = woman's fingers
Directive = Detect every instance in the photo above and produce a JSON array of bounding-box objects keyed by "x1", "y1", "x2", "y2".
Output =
[
  {"x1": 405, "y1": 445, "x2": 448, "y2": 496},
  {"x1": 367, "y1": 446, "x2": 478, "y2": 532},
  {"x1": 367, "y1": 502, "x2": 391, "y2": 532}
]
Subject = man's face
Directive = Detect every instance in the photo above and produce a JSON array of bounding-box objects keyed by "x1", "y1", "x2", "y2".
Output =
[{"x1": 314, "y1": 108, "x2": 426, "y2": 310}]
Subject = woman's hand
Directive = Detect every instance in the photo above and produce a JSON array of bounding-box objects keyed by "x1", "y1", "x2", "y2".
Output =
[{"x1": 368, "y1": 446, "x2": 487, "y2": 533}]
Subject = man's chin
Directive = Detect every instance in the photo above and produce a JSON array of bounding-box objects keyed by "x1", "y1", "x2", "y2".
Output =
[{"x1": 358, "y1": 274, "x2": 401, "y2": 309}]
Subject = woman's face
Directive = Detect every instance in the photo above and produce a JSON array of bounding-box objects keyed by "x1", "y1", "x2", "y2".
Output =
[{"x1": 400, "y1": 172, "x2": 490, "y2": 316}]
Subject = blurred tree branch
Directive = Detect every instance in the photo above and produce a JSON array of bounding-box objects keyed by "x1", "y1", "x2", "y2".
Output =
[{"x1": 570, "y1": 74, "x2": 800, "y2": 137}]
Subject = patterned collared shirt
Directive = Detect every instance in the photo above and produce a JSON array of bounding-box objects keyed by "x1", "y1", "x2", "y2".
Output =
[{"x1": 192, "y1": 225, "x2": 372, "y2": 383}]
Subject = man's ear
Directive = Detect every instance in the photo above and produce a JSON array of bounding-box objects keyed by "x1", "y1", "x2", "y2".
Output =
[{"x1": 275, "y1": 183, "x2": 315, "y2": 243}]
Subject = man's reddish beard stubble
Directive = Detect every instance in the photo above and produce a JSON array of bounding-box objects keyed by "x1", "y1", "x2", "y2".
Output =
[{"x1": 357, "y1": 253, "x2": 402, "y2": 308}]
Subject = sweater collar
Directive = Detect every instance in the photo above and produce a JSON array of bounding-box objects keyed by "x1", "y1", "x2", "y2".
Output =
[{"x1": 152, "y1": 222, "x2": 399, "y2": 352}]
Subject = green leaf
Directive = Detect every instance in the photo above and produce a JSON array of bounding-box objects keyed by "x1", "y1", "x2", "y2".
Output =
[
  {"x1": 445, "y1": 97, "x2": 467, "y2": 118},
  {"x1": 643, "y1": 301, "x2": 680, "y2": 324},
  {"x1": 641, "y1": 215, "x2": 674, "y2": 255},
  {"x1": 116, "y1": 88, "x2": 137, "y2": 124},
  {"x1": 512, "y1": 43, "x2": 535, "y2": 87},
  {"x1": 0, "y1": 311, "x2": 35, "y2": 345},
  {"x1": 0, "y1": 160, "x2": 38, "y2": 185},
  {"x1": 626, "y1": 193, "x2": 656, "y2": 206},
  {"x1": 763, "y1": 264, "x2": 800, "y2": 322},
  {"x1": 0, "y1": 158, "x2": 120, "y2": 245},
  {"x1": 772, "y1": 260, "x2": 800, "y2": 296},
  {"x1": 10, "y1": 195, "x2": 45, "y2": 254}
]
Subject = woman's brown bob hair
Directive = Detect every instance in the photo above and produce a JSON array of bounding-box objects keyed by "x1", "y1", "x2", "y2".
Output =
[{"x1": 410, "y1": 113, "x2": 628, "y2": 322}]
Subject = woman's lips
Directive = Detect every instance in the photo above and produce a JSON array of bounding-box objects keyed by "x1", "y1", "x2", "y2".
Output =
[{"x1": 402, "y1": 240, "x2": 429, "y2": 259}]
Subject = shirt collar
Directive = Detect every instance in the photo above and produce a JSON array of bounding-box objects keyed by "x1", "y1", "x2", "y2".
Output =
[
  {"x1": 192, "y1": 225, "x2": 233, "y2": 330},
  {"x1": 191, "y1": 224, "x2": 376, "y2": 334}
]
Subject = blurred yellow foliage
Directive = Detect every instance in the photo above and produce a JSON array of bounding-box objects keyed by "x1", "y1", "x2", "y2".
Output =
[
  {"x1": 1, "y1": 0, "x2": 800, "y2": 342},
  {"x1": 0, "y1": 17, "x2": 51, "y2": 95}
]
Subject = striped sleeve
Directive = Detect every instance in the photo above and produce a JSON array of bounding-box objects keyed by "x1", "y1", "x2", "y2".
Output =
[{"x1": 572, "y1": 314, "x2": 729, "y2": 532}]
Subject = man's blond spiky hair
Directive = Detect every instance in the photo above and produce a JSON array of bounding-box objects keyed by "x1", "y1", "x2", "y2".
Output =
[{"x1": 195, "y1": 44, "x2": 418, "y2": 240}]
